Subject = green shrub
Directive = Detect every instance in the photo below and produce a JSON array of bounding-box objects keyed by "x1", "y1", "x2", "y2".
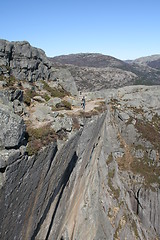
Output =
[
  {"x1": 42, "y1": 93, "x2": 50, "y2": 102},
  {"x1": 54, "y1": 100, "x2": 72, "y2": 110},
  {"x1": 135, "y1": 119, "x2": 160, "y2": 151},
  {"x1": 26, "y1": 124, "x2": 57, "y2": 156},
  {"x1": 0, "y1": 75, "x2": 17, "y2": 86},
  {"x1": 61, "y1": 100, "x2": 72, "y2": 110},
  {"x1": 42, "y1": 80, "x2": 69, "y2": 98},
  {"x1": 23, "y1": 89, "x2": 36, "y2": 106},
  {"x1": 6, "y1": 75, "x2": 17, "y2": 87},
  {"x1": 0, "y1": 74, "x2": 4, "y2": 81}
]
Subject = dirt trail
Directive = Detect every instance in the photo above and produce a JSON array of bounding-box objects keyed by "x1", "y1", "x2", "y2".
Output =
[
  {"x1": 24, "y1": 97, "x2": 106, "y2": 129},
  {"x1": 62, "y1": 98, "x2": 105, "y2": 115}
]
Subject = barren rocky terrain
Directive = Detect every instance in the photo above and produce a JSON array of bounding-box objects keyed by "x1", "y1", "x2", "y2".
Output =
[
  {"x1": 0, "y1": 40, "x2": 160, "y2": 240},
  {"x1": 50, "y1": 53, "x2": 160, "y2": 89}
]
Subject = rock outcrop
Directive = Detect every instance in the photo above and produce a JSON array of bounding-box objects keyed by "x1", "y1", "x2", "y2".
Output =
[
  {"x1": 0, "y1": 85, "x2": 160, "y2": 240},
  {"x1": 0, "y1": 89, "x2": 26, "y2": 148},
  {"x1": 0, "y1": 39, "x2": 51, "y2": 82},
  {"x1": 0, "y1": 104, "x2": 25, "y2": 148},
  {"x1": 0, "y1": 39, "x2": 78, "y2": 96}
]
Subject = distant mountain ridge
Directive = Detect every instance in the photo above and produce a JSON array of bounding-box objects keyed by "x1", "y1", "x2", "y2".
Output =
[
  {"x1": 49, "y1": 53, "x2": 160, "y2": 91},
  {"x1": 0, "y1": 39, "x2": 160, "y2": 92},
  {"x1": 50, "y1": 53, "x2": 131, "y2": 70},
  {"x1": 132, "y1": 54, "x2": 160, "y2": 69}
]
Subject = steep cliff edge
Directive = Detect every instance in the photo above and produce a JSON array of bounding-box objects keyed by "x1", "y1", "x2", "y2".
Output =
[
  {"x1": 1, "y1": 39, "x2": 160, "y2": 239},
  {"x1": 0, "y1": 87, "x2": 160, "y2": 239}
]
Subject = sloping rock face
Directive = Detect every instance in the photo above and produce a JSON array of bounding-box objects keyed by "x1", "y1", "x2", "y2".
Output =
[
  {"x1": 0, "y1": 104, "x2": 25, "y2": 148},
  {"x1": 0, "y1": 86, "x2": 160, "y2": 240},
  {"x1": 0, "y1": 90, "x2": 26, "y2": 148}
]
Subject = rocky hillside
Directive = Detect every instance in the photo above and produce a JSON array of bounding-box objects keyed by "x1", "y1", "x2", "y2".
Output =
[
  {"x1": 0, "y1": 83, "x2": 160, "y2": 239},
  {"x1": 66, "y1": 65, "x2": 137, "y2": 91},
  {"x1": 1, "y1": 39, "x2": 160, "y2": 93},
  {"x1": 0, "y1": 39, "x2": 78, "y2": 96},
  {"x1": 0, "y1": 39, "x2": 160, "y2": 239},
  {"x1": 50, "y1": 53, "x2": 160, "y2": 91},
  {"x1": 50, "y1": 53, "x2": 132, "y2": 70},
  {"x1": 131, "y1": 54, "x2": 160, "y2": 69}
]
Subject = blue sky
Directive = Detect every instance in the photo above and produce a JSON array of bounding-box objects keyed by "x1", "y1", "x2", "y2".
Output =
[{"x1": 1, "y1": 0, "x2": 160, "y2": 60}]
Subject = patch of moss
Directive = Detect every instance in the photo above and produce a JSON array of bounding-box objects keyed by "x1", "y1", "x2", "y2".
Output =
[
  {"x1": 130, "y1": 157, "x2": 160, "y2": 188},
  {"x1": 0, "y1": 75, "x2": 17, "y2": 87},
  {"x1": 108, "y1": 169, "x2": 120, "y2": 199},
  {"x1": 23, "y1": 89, "x2": 36, "y2": 106},
  {"x1": 26, "y1": 124, "x2": 57, "y2": 156},
  {"x1": 0, "y1": 74, "x2": 4, "y2": 81},
  {"x1": 106, "y1": 153, "x2": 113, "y2": 164},
  {"x1": 113, "y1": 216, "x2": 125, "y2": 239},
  {"x1": 61, "y1": 100, "x2": 72, "y2": 110},
  {"x1": 42, "y1": 93, "x2": 50, "y2": 102},
  {"x1": 117, "y1": 142, "x2": 160, "y2": 188},
  {"x1": 131, "y1": 220, "x2": 139, "y2": 239},
  {"x1": 152, "y1": 113, "x2": 160, "y2": 132},
  {"x1": 134, "y1": 144, "x2": 145, "y2": 151},
  {"x1": 6, "y1": 75, "x2": 17, "y2": 87},
  {"x1": 42, "y1": 81, "x2": 69, "y2": 98},
  {"x1": 135, "y1": 119, "x2": 160, "y2": 151},
  {"x1": 58, "y1": 113, "x2": 65, "y2": 117},
  {"x1": 53, "y1": 100, "x2": 72, "y2": 111}
]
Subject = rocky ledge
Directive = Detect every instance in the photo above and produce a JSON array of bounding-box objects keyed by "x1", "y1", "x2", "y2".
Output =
[{"x1": 0, "y1": 85, "x2": 160, "y2": 240}]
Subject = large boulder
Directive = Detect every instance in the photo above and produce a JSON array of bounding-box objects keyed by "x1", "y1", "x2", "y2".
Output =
[
  {"x1": 0, "y1": 104, "x2": 26, "y2": 148},
  {"x1": 51, "y1": 115, "x2": 73, "y2": 132},
  {"x1": 50, "y1": 68, "x2": 78, "y2": 96}
]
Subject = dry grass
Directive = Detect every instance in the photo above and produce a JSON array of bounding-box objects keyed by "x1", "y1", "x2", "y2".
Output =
[
  {"x1": 72, "y1": 116, "x2": 80, "y2": 130},
  {"x1": 117, "y1": 132, "x2": 160, "y2": 188},
  {"x1": 106, "y1": 153, "x2": 113, "y2": 164},
  {"x1": 23, "y1": 89, "x2": 36, "y2": 106},
  {"x1": 79, "y1": 110, "x2": 98, "y2": 118},
  {"x1": 94, "y1": 101, "x2": 107, "y2": 113},
  {"x1": 116, "y1": 133, "x2": 134, "y2": 170},
  {"x1": 42, "y1": 80, "x2": 69, "y2": 98},
  {"x1": 108, "y1": 168, "x2": 120, "y2": 199},
  {"x1": 135, "y1": 119, "x2": 160, "y2": 151},
  {"x1": 26, "y1": 124, "x2": 57, "y2": 155}
]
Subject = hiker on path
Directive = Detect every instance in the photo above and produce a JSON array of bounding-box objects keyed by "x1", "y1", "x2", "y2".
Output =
[{"x1": 81, "y1": 96, "x2": 86, "y2": 110}]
